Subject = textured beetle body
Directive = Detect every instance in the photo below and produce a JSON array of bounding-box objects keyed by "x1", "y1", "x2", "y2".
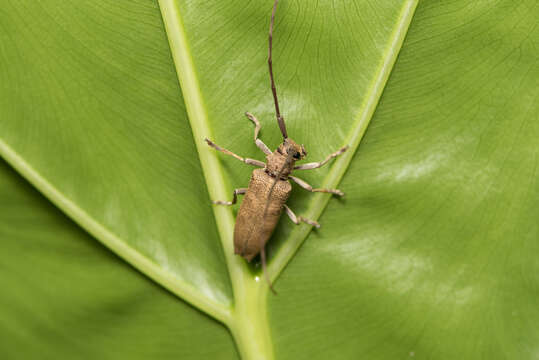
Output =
[
  {"x1": 233, "y1": 140, "x2": 303, "y2": 261},
  {"x1": 234, "y1": 168, "x2": 291, "y2": 261},
  {"x1": 206, "y1": 118, "x2": 346, "y2": 293},
  {"x1": 205, "y1": 0, "x2": 348, "y2": 292}
]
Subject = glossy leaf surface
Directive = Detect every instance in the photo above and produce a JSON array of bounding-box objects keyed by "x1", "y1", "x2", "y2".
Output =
[
  {"x1": 270, "y1": 1, "x2": 539, "y2": 358},
  {"x1": 0, "y1": 160, "x2": 237, "y2": 359},
  {"x1": 1, "y1": 0, "x2": 538, "y2": 359}
]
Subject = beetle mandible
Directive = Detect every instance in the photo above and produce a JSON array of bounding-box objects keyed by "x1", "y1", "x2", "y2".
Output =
[{"x1": 205, "y1": 0, "x2": 348, "y2": 292}]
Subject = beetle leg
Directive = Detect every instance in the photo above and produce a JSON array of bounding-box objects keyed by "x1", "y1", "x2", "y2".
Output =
[
  {"x1": 283, "y1": 204, "x2": 320, "y2": 228},
  {"x1": 212, "y1": 188, "x2": 248, "y2": 206},
  {"x1": 289, "y1": 175, "x2": 344, "y2": 196},
  {"x1": 294, "y1": 145, "x2": 348, "y2": 170},
  {"x1": 205, "y1": 138, "x2": 265, "y2": 167},
  {"x1": 245, "y1": 112, "x2": 272, "y2": 155}
]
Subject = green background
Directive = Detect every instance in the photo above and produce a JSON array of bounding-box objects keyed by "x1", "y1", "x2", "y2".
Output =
[{"x1": 1, "y1": 0, "x2": 538, "y2": 358}]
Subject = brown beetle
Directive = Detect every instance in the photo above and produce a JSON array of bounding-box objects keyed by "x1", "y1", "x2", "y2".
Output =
[{"x1": 205, "y1": 0, "x2": 347, "y2": 292}]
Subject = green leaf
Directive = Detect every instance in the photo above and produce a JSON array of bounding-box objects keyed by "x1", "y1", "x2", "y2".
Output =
[
  {"x1": 0, "y1": 159, "x2": 237, "y2": 359},
  {"x1": 269, "y1": 1, "x2": 539, "y2": 359},
  {"x1": 0, "y1": 0, "x2": 233, "y2": 321},
  {"x1": 1, "y1": 0, "x2": 538, "y2": 359}
]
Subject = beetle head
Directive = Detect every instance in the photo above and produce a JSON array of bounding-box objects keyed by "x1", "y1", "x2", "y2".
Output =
[
  {"x1": 281, "y1": 138, "x2": 307, "y2": 161},
  {"x1": 266, "y1": 138, "x2": 306, "y2": 179}
]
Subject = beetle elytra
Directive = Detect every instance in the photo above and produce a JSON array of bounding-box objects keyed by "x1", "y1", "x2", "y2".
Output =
[{"x1": 205, "y1": 0, "x2": 348, "y2": 293}]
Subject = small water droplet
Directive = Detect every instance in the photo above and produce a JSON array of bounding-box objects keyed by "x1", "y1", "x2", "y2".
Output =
[{"x1": 255, "y1": 276, "x2": 261, "y2": 282}]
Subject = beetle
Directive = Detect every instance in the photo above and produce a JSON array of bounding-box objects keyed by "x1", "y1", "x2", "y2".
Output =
[{"x1": 205, "y1": 0, "x2": 348, "y2": 292}]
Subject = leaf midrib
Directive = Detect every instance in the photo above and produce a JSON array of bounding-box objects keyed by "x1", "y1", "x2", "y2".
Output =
[
  {"x1": 268, "y1": 0, "x2": 419, "y2": 280},
  {"x1": 157, "y1": 0, "x2": 252, "y2": 321},
  {"x1": 0, "y1": 0, "x2": 419, "y2": 336},
  {"x1": 0, "y1": 139, "x2": 232, "y2": 324},
  {"x1": 158, "y1": 0, "x2": 419, "y2": 334}
]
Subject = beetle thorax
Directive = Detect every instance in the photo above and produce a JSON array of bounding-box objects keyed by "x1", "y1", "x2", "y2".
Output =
[{"x1": 265, "y1": 138, "x2": 307, "y2": 179}]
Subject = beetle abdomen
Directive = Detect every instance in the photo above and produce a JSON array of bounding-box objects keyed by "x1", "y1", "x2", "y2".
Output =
[{"x1": 234, "y1": 168, "x2": 291, "y2": 262}]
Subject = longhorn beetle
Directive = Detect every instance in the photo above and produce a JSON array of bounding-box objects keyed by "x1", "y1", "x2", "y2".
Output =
[{"x1": 205, "y1": 0, "x2": 348, "y2": 292}]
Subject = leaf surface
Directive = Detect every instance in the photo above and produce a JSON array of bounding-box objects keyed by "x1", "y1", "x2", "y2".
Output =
[
  {"x1": 0, "y1": 0, "x2": 233, "y2": 318},
  {"x1": 1, "y1": 0, "x2": 538, "y2": 359},
  {"x1": 269, "y1": 1, "x2": 539, "y2": 359},
  {"x1": 0, "y1": 159, "x2": 237, "y2": 359}
]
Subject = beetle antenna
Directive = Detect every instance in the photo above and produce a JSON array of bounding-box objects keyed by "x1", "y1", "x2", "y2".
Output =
[{"x1": 269, "y1": 0, "x2": 288, "y2": 139}]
